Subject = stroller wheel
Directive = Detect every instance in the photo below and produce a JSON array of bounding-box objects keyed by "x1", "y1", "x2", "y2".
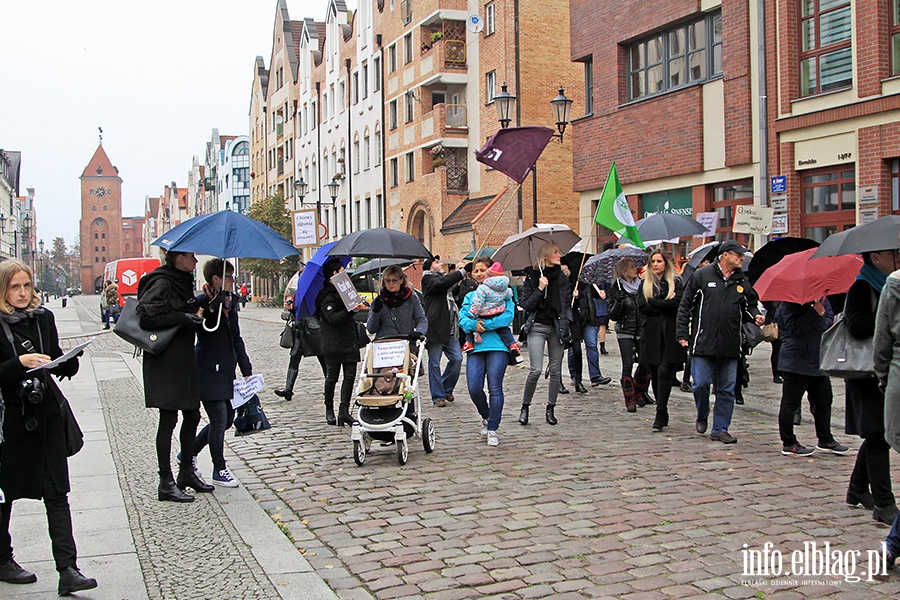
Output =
[
  {"x1": 397, "y1": 437, "x2": 409, "y2": 465},
  {"x1": 422, "y1": 417, "x2": 436, "y2": 453},
  {"x1": 353, "y1": 438, "x2": 367, "y2": 466}
]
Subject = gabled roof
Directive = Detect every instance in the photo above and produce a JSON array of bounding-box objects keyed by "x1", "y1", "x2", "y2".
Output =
[
  {"x1": 81, "y1": 144, "x2": 119, "y2": 179},
  {"x1": 146, "y1": 196, "x2": 160, "y2": 219},
  {"x1": 255, "y1": 56, "x2": 269, "y2": 101},
  {"x1": 177, "y1": 188, "x2": 188, "y2": 210},
  {"x1": 441, "y1": 196, "x2": 494, "y2": 233},
  {"x1": 275, "y1": 0, "x2": 301, "y2": 84}
]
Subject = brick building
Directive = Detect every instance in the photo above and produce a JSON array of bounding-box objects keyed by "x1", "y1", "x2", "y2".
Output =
[
  {"x1": 570, "y1": 0, "x2": 758, "y2": 256},
  {"x1": 767, "y1": 0, "x2": 900, "y2": 240},
  {"x1": 80, "y1": 144, "x2": 123, "y2": 292}
]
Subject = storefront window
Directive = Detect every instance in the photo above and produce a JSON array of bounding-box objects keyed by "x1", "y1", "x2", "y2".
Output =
[
  {"x1": 800, "y1": 165, "x2": 856, "y2": 239},
  {"x1": 892, "y1": 159, "x2": 899, "y2": 213},
  {"x1": 711, "y1": 180, "x2": 753, "y2": 242}
]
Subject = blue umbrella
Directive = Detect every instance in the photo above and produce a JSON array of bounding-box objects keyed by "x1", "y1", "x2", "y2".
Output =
[
  {"x1": 294, "y1": 242, "x2": 351, "y2": 319},
  {"x1": 151, "y1": 210, "x2": 299, "y2": 259}
]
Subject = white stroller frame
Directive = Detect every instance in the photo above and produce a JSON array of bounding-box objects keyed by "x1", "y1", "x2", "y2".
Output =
[{"x1": 350, "y1": 336, "x2": 436, "y2": 465}]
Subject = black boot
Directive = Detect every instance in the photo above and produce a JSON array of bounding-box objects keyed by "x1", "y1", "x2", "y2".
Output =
[
  {"x1": 574, "y1": 381, "x2": 588, "y2": 393},
  {"x1": 274, "y1": 367, "x2": 298, "y2": 401},
  {"x1": 176, "y1": 466, "x2": 214, "y2": 493},
  {"x1": 337, "y1": 399, "x2": 353, "y2": 427},
  {"x1": 325, "y1": 402, "x2": 337, "y2": 425},
  {"x1": 599, "y1": 342, "x2": 609, "y2": 355},
  {"x1": 545, "y1": 405, "x2": 558, "y2": 426},
  {"x1": 158, "y1": 474, "x2": 194, "y2": 502},
  {"x1": 558, "y1": 381, "x2": 570, "y2": 394},
  {"x1": 518, "y1": 404, "x2": 529, "y2": 425},
  {"x1": 57, "y1": 566, "x2": 97, "y2": 595},
  {"x1": 0, "y1": 558, "x2": 37, "y2": 584}
]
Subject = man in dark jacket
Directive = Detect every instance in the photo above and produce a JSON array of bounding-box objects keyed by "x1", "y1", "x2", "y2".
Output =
[
  {"x1": 676, "y1": 240, "x2": 763, "y2": 444},
  {"x1": 422, "y1": 256, "x2": 466, "y2": 406}
]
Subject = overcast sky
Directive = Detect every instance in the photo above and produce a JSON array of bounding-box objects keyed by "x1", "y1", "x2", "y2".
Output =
[{"x1": 1, "y1": 0, "x2": 343, "y2": 248}]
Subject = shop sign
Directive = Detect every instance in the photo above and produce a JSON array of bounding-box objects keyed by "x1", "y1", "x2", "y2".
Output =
[
  {"x1": 640, "y1": 188, "x2": 693, "y2": 219},
  {"x1": 732, "y1": 204, "x2": 774, "y2": 235},
  {"x1": 770, "y1": 196, "x2": 787, "y2": 212},
  {"x1": 859, "y1": 185, "x2": 879, "y2": 205},
  {"x1": 860, "y1": 206, "x2": 879, "y2": 225},
  {"x1": 771, "y1": 214, "x2": 788, "y2": 235}
]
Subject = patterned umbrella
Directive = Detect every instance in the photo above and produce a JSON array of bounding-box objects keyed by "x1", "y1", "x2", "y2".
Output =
[{"x1": 579, "y1": 247, "x2": 648, "y2": 285}]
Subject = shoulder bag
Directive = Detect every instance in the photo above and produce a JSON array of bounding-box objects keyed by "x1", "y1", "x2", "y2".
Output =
[
  {"x1": 819, "y1": 313, "x2": 875, "y2": 379},
  {"x1": 300, "y1": 316, "x2": 322, "y2": 357},
  {"x1": 113, "y1": 298, "x2": 180, "y2": 355}
]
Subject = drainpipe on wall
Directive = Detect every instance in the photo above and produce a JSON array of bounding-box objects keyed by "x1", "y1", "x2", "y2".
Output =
[
  {"x1": 757, "y1": 0, "x2": 769, "y2": 249},
  {"x1": 514, "y1": 0, "x2": 523, "y2": 233},
  {"x1": 346, "y1": 57, "x2": 353, "y2": 234}
]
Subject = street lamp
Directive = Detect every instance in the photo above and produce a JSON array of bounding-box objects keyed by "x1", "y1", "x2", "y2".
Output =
[
  {"x1": 0, "y1": 213, "x2": 6, "y2": 258},
  {"x1": 494, "y1": 83, "x2": 516, "y2": 129},
  {"x1": 494, "y1": 86, "x2": 575, "y2": 226},
  {"x1": 38, "y1": 239, "x2": 44, "y2": 290},
  {"x1": 22, "y1": 213, "x2": 32, "y2": 265},
  {"x1": 293, "y1": 177, "x2": 309, "y2": 211},
  {"x1": 325, "y1": 177, "x2": 340, "y2": 203}
]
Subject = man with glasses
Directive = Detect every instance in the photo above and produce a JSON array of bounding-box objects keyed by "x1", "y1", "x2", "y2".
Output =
[
  {"x1": 676, "y1": 240, "x2": 764, "y2": 444},
  {"x1": 422, "y1": 256, "x2": 468, "y2": 407}
]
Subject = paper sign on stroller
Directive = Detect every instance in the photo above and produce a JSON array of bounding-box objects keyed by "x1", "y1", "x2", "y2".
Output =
[
  {"x1": 232, "y1": 374, "x2": 266, "y2": 408},
  {"x1": 372, "y1": 341, "x2": 408, "y2": 368}
]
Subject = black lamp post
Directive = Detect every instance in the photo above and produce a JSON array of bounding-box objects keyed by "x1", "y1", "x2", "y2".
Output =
[
  {"x1": 22, "y1": 213, "x2": 32, "y2": 266},
  {"x1": 494, "y1": 86, "x2": 573, "y2": 226},
  {"x1": 0, "y1": 213, "x2": 6, "y2": 258},
  {"x1": 38, "y1": 239, "x2": 44, "y2": 290}
]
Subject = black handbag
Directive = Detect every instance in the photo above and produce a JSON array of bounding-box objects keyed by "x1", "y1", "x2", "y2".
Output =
[
  {"x1": 280, "y1": 320, "x2": 295, "y2": 349},
  {"x1": 357, "y1": 321, "x2": 370, "y2": 348},
  {"x1": 114, "y1": 298, "x2": 180, "y2": 355},
  {"x1": 300, "y1": 316, "x2": 322, "y2": 357},
  {"x1": 742, "y1": 321, "x2": 765, "y2": 350}
]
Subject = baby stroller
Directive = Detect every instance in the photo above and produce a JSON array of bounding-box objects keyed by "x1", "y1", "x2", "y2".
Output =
[{"x1": 351, "y1": 336, "x2": 435, "y2": 465}]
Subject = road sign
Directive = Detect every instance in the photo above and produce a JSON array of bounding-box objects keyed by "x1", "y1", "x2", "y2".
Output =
[{"x1": 771, "y1": 176, "x2": 787, "y2": 194}]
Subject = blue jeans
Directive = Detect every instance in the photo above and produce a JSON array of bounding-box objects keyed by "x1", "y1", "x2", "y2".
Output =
[
  {"x1": 583, "y1": 325, "x2": 602, "y2": 381},
  {"x1": 194, "y1": 399, "x2": 235, "y2": 472},
  {"x1": 886, "y1": 512, "x2": 900, "y2": 556},
  {"x1": 691, "y1": 356, "x2": 738, "y2": 434},
  {"x1": 466, "y1": 351, "x2": 508, "y2": 431},
  {"x1": 523, "y1": 322, "x2": 564, "y2": 406},
  {"x1": 426, "y1": 339, "x2": 462, "y2": 402}
]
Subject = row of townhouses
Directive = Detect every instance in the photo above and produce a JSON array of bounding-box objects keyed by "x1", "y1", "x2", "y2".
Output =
[{"x1": 0, "y1": 149, "x2": 42, "y2": 268}]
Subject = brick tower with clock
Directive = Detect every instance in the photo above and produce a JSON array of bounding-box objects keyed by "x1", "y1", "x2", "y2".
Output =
[{"x1": 79, "y1": 143, "x2": 123, "y2": 293}]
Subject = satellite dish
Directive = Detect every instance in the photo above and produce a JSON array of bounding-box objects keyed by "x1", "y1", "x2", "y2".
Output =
[{"x1": 467, "y1": 14, "x2": 484, "y2": 33}]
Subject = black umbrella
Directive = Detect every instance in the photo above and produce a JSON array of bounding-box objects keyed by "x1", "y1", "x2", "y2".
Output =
[
  {"x1": 463, "y1": 247, "x2": 496, "y2": 260},
  {"x1": 561, "y1": 251, "x2": 590, "y2": 278},
  {"x1": 746, "y1": 237, "x2": 819, "y2": 285},
  {"x1": 327, "y1": 227, "x2": 432, "y2": 259},
  {"x1": 811, "y1": 215, "x2": 900, "y2": 258},
  {"x1": 686, "y1": 241, "x2": 721, "y2": 270},
  {"x1": 352, "y1": 257, "x2": 414, "y2": 276},
  {"x1": 635, "y1": 213, "x2": 708, "y2": 242}
]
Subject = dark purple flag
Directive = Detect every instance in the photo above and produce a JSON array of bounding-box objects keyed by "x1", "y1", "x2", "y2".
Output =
[{"x1": 475, "y1": 126, "x2": 555, "y2": 184}]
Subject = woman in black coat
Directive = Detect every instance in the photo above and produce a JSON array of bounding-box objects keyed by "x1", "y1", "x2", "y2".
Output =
[
  {"x1": 316, "y1": 258, "x2": 362, "y2": 427},
  {"x1": 190, "y1": 259, "x2": 252, "y2": 488},
  {"x1": 0, "y1": 260, "x2": 97, "y2": 594},
  {"x1": 608, "y1": 257, "x2": 648, "y2": 412},
  {"x1": 844, "y1": 250, "x2": 899, "y2": 525},
  {"x1": 637, "y1": 250, "x2": 686, "y2": 432},
  {"x1": 517, "y1": 242, "x2": 572, "y2": 427},
  {"x1": 137, "y1": 251, "x2": 211, "y2": 503}
]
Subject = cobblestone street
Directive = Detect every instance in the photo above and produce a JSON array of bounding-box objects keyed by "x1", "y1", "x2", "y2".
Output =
[
  {"x1": 22, "y1": 297, "x2": 898, "y2": 599},
  {"x1": 226, "y1": 304, "x2": 898, "y2": 598}
]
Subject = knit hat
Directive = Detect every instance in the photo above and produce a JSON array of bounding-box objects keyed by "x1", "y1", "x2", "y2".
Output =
[{"x1": 487, "y1": 262, "x2": 504, "y2": 277}]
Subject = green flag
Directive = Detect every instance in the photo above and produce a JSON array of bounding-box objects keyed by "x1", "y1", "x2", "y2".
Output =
[{"x1": 593, "y1": 163, "x2": 644, "y2": 249}]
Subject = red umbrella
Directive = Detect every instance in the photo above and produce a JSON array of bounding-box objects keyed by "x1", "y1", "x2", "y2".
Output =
[{"x1": 754, "y1": 248, "x2": 862, "y2": 304}]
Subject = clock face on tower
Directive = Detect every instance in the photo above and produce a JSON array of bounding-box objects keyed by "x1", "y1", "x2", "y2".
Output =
[{"x1": 90, "y1": 186, "x2": 111, "y2": 198}]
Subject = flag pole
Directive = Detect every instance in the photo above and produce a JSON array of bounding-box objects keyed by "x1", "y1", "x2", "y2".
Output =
[{"x1": 472, "y1": 182, "x2": 523, "y2": 262}]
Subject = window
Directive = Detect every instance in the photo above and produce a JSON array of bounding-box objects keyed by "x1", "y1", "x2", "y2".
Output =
[
  {"x1": 339, "y1": 81, "x2": 346, "y2": 112},
  {"x1": 389, "y1": 44, "x2": 397, "y2": 73},
  {"x1": 375, "y1": 129, "x2": 382, "y2": 165},
  {"x1": 389, "y1": 100, "x2": 398, "y2": 129},
  {"x1": 364, "y1": 134, "x2": 371, "y2": 170},
  {"x1": 404, "y1": 33, "x2": 413, "y2": 64},
  {"x1": 486, "y1": 3, "x2": 495, "y2": 35},
  {"x1": 310, "y1": 101, "x2": 316, "y2": 129},
  {"x1": 373, "y1": 56, "x2": 382, "y2": 91},
  {"x1": 584, "y1": 59, "x2": 594, "y2": 115},
  {"x1": 362, "y1": 63, "x2": 369, "y2": 99},
  {"x1": 353, "y1": 139, "x2": 360, "y2": 174},
  {"x1": 799, "y1": 0, "x2": 852, "y2": 96},
  {"x1": 801, "y1": 166, "x2": 856, "y2": 241},
  {"x1": 893, "y1": 159, "x2": 900, "y2": 213},
  {"x1": 711, "y1": 181, "x2": 753, "y2": 241},
  {"x1": 405, "y1": 152, "x2": 415, "y2": 182},
  {"x1": 390, "y1": 158, "x2": 399, "y2": 187},
  {"x1": 485, "y1": 71, "x2": 496, "y2": 103},
  {"x1": 892, "y1": 1, "x2": 900, "y2": 76},
  {"x1": 322, "y1": 93, "x2": 328, "y2": 120},
  {"x1": 628, "y1": 11, "x2": 722, "y2": 100},
  {"x1": 94, "y1": 233, "x2": 98, "y2": 239},
  {"x1": 405, "y1": 91, "x2": 415, "y2": 122},
  {"x1": 352, "y1": 72, "x2": 359, "y2": 104}
]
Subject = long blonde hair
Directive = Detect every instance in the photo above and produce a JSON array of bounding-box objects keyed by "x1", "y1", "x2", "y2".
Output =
[
  {"x1": 642, "y1": 249, "x2": 677, "y2": 300},
  {"x1": 0, "y1": 260, "x2": 41, "y2": 314},
  {"x1": 536, "y1": 242, "x2": 560, "y2": 270}
]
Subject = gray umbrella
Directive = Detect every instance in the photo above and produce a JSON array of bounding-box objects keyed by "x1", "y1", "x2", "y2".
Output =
[
  {"x1": 327, "y1": 227, "x2": 432, "y2": 259},
  {"x1": 491, "y1": 225, "x2": 581, "y2": 271},
  {"x1": 635, "y1": 213, "x2": 708, "y2": 242},
  {"x1": 811, "y1": 215, "x2": 900, "y2": 258}
]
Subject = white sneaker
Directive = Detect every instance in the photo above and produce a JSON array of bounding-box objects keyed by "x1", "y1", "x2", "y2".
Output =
[
  {"x1": 191, "y1": 456, "x2": 203, "y2": 480},
  {"x1": 212, "y1": 468, "x2": 239, "y2": 487},
  {"x1": 487, "y1": 431, "x2": 499, "y2": 446},
  {"x1": 479, "y1": 419, "x2": 488, "y2": 437}
]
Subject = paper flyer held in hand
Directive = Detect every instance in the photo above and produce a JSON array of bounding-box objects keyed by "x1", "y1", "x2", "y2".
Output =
[
  {"x1": 27, "y1": 338, "x2": 95, "y2": 373},
  {"x1": 232, "y1": 374, "x2": 265, "y2": 409}
]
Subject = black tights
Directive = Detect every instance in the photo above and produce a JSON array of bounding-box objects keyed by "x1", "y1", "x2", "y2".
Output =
[
  {"x1": 650, "y1": 362, "x2": 677, "y2": 426},
  {"x1": 617, "y1": 337, "x2": 637, "y2": 379},
  {"x1": 157, "y1": 408, "x2": 201, "y2": 478}
]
